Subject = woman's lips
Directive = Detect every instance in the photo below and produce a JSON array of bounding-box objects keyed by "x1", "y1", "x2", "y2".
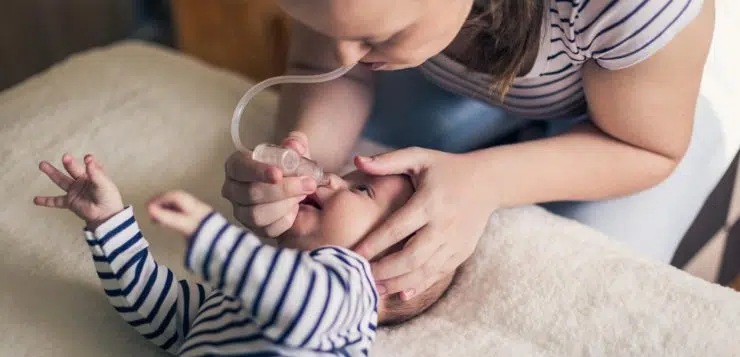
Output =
[{"x1": 360, "y1": 61, "x2": 387, "y2": 71}]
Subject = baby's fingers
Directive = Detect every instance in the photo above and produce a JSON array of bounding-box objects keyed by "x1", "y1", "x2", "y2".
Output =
[
  {"x1": 84, "y1": 154, "x2": 111, "y2": 186},
  {"x1": 148, "y1": 191, "x2": 213, "y2": 236},
  {"x1": 38, "y1": 161, "x2": 73, "y2": 191},
  {"x1": 62, "y1": 154, "x2": 86, "y2": 180},
  {"x1": 149, "y1": 191, "x2": 200, "y2": 214},
  {"x1": 148, "y1": 202, "x2": 198, "y2": 236},
  {"x1": 33, "y1": 195, "x2": 68, "y2": 209}
]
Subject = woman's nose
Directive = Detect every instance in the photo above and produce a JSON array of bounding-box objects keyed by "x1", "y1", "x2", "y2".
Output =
[{"x1": 335, "y1": 40, "x2": 371, "y2": 66}]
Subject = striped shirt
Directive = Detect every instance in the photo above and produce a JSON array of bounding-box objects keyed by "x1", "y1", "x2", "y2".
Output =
[
  {"x1": 84, "y1": 207, "x2": 378, "y2": 356},
  {"x1": 420, "y1": 0, "x2": 705, "y2": 119}
]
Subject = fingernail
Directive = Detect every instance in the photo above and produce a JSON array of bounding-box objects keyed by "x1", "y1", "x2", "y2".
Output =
[
  {"x1": 283, "y1": 139, "x2": 303, "y2": 151},
  {"x1": 357, "y1": 156, "x2": 373, "y2": 163},
  {"x1": 402, "y1": 289, "x2": 415, "y2": 301},
  {"x1": 376, "y1": 284, "x2": 387, "y2": 295},
  {"x1": 301, "y1": 177, "x2": 316, "y2": 191}
]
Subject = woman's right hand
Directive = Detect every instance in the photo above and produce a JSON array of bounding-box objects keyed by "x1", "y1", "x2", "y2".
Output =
[{"x1": 222, "y1": 132, "x2": 317, "y2": 237}]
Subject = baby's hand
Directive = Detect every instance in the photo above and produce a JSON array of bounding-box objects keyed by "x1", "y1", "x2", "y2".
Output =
[
  {"x1": 35, "y1": 154, "x2": 124, "y2": 230},
  {"x1": 147, "y1": 191, "x2": 213, "y2": 238}
]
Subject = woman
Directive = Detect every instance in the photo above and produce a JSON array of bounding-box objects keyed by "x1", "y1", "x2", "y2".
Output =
[{"x1": 222, "y1": 0, "x2": 717, "y2": 300}]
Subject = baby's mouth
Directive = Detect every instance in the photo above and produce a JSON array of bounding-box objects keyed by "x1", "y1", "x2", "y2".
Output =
[{"x1": 299, "y1": 194, "x2": 322, "y2": 210}]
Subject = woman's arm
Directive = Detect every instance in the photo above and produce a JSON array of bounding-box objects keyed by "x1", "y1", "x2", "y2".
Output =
[
  {"x1": 354, "y1": 0, "x2": 714, "y2": 298},
  {"x1": 467, "y1": 0, "x2": 714, "y2": 208},
  {"x1": 275, "y1": 22, "x2": 375, "y2": 172}
]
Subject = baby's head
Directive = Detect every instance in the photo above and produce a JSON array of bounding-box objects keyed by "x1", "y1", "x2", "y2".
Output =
[{"x1": 277, "y1": 170, "x2": 456, "y2": 325}]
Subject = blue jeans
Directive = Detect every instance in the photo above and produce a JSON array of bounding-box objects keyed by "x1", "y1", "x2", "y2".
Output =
[{"x1": 362, "y1": 68, "x2": 728, "y2": 263}]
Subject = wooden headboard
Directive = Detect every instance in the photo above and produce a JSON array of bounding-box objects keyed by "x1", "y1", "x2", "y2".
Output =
[{"x1": 0, "y1": 0, "x2": 133, "y2": 90}]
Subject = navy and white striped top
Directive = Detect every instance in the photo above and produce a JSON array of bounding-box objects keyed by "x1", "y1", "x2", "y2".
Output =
[
  {"x1": 420, "y1": 0, "x2": 705, "y2": 119},
  {"x1": 84, "y1": 207, "x2": 378, "y2": 356}
]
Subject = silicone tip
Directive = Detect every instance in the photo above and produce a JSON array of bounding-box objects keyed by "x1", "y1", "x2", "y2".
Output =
[{"x1": 317, "y1": 174, "x2": 331, "y2": 187}]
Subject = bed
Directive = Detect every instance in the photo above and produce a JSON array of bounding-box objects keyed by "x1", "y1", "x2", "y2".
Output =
[{"x1": 1, "y1": 2, "x2": 739, "y2": 355}]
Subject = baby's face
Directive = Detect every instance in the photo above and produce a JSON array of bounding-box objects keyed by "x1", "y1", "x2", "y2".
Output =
[{"x1": 277, "y1": 171, "x2": 413, "y2": 251}]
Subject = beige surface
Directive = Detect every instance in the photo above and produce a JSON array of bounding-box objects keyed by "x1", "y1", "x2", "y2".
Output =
[{"x1": 1, "y1": 41, "x2": 739, "y2": 357}]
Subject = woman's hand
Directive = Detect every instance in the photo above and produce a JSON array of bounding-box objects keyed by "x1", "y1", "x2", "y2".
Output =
[
  {"x1": 222, "y1": 132, "x2": 317, "y2": 238},
  {"x1": 353, "y1": 147, "x2": 497, "y2": 300},
  {"x1": 34, "y1": 154, "x2": 125, "y2": 231}
]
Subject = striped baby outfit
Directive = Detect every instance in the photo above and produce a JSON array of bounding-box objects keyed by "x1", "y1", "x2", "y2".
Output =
[{"x1": 84, "y1": 207, "x2": 378, "y2": 356}]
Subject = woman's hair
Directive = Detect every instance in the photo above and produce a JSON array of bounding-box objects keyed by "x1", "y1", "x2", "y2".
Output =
[{"x1": 460, "y1": 0, "x2": 545, "y2": 97}]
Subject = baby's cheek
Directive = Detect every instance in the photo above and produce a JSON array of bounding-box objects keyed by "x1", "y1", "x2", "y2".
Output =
[{"x1": 319, "y1": 209, "x2": 375, "y2": 249}]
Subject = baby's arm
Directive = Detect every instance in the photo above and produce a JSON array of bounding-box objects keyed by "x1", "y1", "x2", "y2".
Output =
[
  {"x1": 34, "y1": 154, "x2": 212, "y2": 354},
  {"x1": 85, "y1": 207, "x2": 213, "y2": 354},
  {"x1": 150, "y1": 192, "x2": 379, "y2": 352}
]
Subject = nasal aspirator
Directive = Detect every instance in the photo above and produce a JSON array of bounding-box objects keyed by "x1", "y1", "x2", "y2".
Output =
[
  {"x1": 230, "y1": 65, "x2": 355, "y2": 186},
  {"x1": 252, "y1": 144, "x2": 330, "y2": 186}
]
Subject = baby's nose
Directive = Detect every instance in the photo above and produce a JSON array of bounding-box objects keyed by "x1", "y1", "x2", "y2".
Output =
[{"x1": 324, "y1": 174, "x2": 348, "y2": 191}]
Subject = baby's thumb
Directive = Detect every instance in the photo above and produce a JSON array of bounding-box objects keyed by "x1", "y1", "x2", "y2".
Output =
[{"x1": 355, "y1": 148, "x2": 429, "y2": 176}]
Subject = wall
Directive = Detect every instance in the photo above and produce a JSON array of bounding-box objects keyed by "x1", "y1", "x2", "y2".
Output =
[{"x1": 0, "y1": 0, "x2": 133, "y2": 90}]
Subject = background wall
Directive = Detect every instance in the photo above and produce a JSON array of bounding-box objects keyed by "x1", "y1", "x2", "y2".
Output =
[{"x1": 0, "y1": 0, "x2": 135, "y2": 91}]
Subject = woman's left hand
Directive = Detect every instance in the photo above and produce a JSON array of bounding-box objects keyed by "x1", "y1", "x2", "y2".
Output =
[{"x1": 353, "y1": 147, "x2": 497, "y2": 300}]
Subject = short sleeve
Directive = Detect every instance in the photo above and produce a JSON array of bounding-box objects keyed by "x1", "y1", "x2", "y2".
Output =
[{"x1": 576, "y1": 0, "x2": 705, "y2": 70}]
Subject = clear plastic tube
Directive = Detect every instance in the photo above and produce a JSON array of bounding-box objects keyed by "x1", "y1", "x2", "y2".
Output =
[
  {"x1": 231, "y1": 65, "x2": 355, "y2": 153},
  {"x1": 230, "y1": 65, "x2": 354, "y2": 186}
]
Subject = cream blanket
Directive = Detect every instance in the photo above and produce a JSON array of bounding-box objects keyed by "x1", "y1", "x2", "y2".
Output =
[{"x1": 1, "y1": 14, "x2": 739, "y2": 356}]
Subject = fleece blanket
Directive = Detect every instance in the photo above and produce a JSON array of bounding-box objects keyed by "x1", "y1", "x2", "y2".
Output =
[{"x1": 1, "y1": 5, "x2": 739, "y2": 354}]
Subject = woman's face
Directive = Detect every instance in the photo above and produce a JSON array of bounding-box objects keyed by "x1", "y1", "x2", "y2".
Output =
[{"x1": 279, "y1": 0, "x2": 474, "y2": 70}]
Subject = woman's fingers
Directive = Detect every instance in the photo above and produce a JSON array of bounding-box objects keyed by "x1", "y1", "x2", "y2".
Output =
[
  {"x1": 62, "y1": 154, "x2": 86, "y2": 180},
  {"x1": 222, "y1": 177, "x2": 316, "y2": 205},
  {"x1": 263, "y1": 204, "x2": 300, "y2": 238},
  {"x1": 374, "y1": 246, "x2": 452, "y2": 299},
  {"x1": 281, "y1": 131, "x2": 311, "y2": 158},
  {"x1": 370, "y1": 225, "x2": 442, "y2": 280},
  {"x1": 38, "y1": 161, "x2": 73, "y2": 191},
  {"x1": 354, "y1": 192, "x2": 430, "y2": 260},
  {"x1": 234, "y1": 196, "x2": 304, "y2": 228},
  {"x1": 225, "y1": 151, "x2": 282, "y2": 184},
  {"x1": 33, "y1": 195, "x2": 67, "y2": 209},
  {"x1": 354, "y1": 147, "x2": 430, "y2": 177}
]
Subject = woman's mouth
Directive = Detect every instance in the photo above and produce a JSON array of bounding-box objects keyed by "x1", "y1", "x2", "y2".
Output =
[
  {"x1": 360, "y1": 61, "x2": 387, "y2": 71},
  {"x1": 299, "y1": 194, "x2": 322, "y2": 210}
]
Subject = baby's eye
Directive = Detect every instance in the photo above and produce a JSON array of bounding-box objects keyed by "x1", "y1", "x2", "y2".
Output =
[{"x1": 352, "y1": 184, "x2": 374, "y2": 197}]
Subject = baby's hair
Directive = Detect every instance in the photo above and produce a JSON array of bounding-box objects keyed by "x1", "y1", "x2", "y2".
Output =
[{"x1": 379, "y1": 268, "x2": 459, "y2": 326}]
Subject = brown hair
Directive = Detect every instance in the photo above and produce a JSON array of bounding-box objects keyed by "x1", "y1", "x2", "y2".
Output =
[
  {"x1": 379, "y1": 270, "x2": 458, "y2": 326},
  {"x1": 460, "y1": 0, "x2": 545, "y2": 97}
]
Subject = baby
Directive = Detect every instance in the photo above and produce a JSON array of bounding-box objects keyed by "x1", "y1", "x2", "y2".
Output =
[{"x1": 34, "y1": 153, "x2": 455, "y2": 356}]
